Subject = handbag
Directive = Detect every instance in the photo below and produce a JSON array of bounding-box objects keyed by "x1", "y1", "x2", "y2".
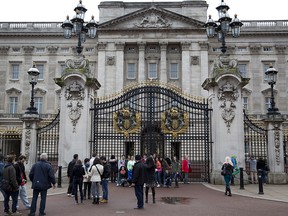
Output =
[{"x1": 2, "y1": 168, "x2": 13, "y2": 192}]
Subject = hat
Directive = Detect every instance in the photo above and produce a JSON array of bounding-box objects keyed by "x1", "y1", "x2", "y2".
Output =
[{"x1": 135, "y1": 155, "x2": 141, "y2": 161}]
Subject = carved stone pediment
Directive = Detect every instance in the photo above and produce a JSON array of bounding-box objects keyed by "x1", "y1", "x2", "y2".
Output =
[{"x1": 98, "y1": 6, "x2": 204, "y2": 30}]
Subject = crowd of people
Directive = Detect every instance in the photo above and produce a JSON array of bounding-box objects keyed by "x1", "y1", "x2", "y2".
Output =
[{"x1": 0, "y1": 152, "x2": 191, "y2": 214}]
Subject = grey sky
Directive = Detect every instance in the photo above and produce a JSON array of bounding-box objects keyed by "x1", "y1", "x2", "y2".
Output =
[{"x1": 1, "y1": 0, "x2": 287, "y2": 22}]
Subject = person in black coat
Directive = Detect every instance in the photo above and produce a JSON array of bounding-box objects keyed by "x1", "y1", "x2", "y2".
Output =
[
  {"x1": 28, "y1": 153, "x2": 56, "y2": 216},
  {"x1": 145, "y1": 156, "x2": 156, "y2": 204},
  {"x1": 132, "y1": 154, "x2": 146, "y2": 209},
  {"x1": 67, "y1": 154, "x2": 78, "y2": 196},
  {"x1": 72, "y1": 159, "x2": 85, "y2": 204},
  {"x1": 221, "y1": 156, "x2": 234, "y2": 196}
]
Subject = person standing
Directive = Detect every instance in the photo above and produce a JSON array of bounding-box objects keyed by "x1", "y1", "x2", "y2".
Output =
[
  {"x1": 221, "y1": 156, "x2": 234, "y2": 196},
  {"x1": 0, "y1": 154, "x2": 5, "y2": 199},
  {"x1": 100, "y1": 156, "x2": 111, "y2": 203},
  {"x1": 3, "y1": 154, "x2": 21, "y2": 216},
  {"x1": 117, "y1": 155, "x2": 126, "y2": 186},
  {"x1": 132, "y1": 154, "x2": 146, "y2": 210},
  {"x1": 89, "y1": 158, "x2": 103, "y2": 204},
  {"x1": 249, "y1": 155, "x2": 258, "y2": 184},
  {"x1": 171, "y1": 156, "x2": 180, "y2": 188},
  {"x1": 72, "y1": 159, "x2": 85, "y2": 204},
  {"x1": 109, "y1": 155, "x2": 117, "y2": 183},
  {"x1": 127, "y1": 156, "x2": 135, "y2": 186},
  {"x1": 145, "y1": 156, "x2": 156, "y2": 204},
  {"x1": 67, "y1": 154, "x2": 78, "y2": 197},
  {"x1": 28, "y1": 153, "x2": 56, "y2": 216},
  {"x1": 14, "y1": 155, "x2": 31, "y2": 209},
  {"x1": 83, "y1": 158, "x2": 92, "y2": 200},
  {"x1": 181, "y1": 155, "x2": 189, "y2": 184}
]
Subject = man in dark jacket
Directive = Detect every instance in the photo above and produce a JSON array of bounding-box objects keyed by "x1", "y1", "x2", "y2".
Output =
[
  {"x1": 100, "y1": 156, "x2": 111, "y2": 203},
  {"x1": 67, "y1": 154, "x2": 78, "y2": 196},
  {"x1": 0, "y1": 154, "x2": 5, "y2": 198},
  {"x1": 2, "y1": 154, "x2": 20, "y2": 216},
  {"x1": 28, "y1": 153, "x2": 56, "y2": 216},
  {"x1": 132, "y1": 154, "x2": 146, "y2": 209}
]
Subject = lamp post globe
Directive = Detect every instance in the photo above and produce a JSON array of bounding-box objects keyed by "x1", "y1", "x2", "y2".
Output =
[
  {"x1": 25, "y1": 65, "x2": 40, "y2": 114},
  {"x1": 265, "y1": 64, "x2": 280, "y2": 115}
]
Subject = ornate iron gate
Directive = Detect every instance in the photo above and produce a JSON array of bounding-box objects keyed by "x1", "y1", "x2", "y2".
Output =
[
  {"x1": 244, "y1": 111, "x2": 268, "y2": 171},
  {"x1": 36, "y1": 111, "x2": 60, "y2": 171},
  {"x1": 91, "y1": 83, "x2": 212, "y2": 182}
]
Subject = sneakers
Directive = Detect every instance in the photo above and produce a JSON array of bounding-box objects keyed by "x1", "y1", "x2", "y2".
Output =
[
  {"x1": 11, "y1": 211, "x2": 22, "y2": 216},
  {"x1": 67, "y1": 193, "x2": 71, "y2": 197},
  {"x1": 4, "y1": 211, "x2": 12, "y2": 216},
  {"x1": 100, "y1": 199, "x2": 108, "y2": 203}
]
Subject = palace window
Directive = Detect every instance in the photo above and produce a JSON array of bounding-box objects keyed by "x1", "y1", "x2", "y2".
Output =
[
  {"x1": 35, "y1": 64, "x2": 45, "y2": 80},
  {"x1": 242, "y1": 97, "x2": 248, "y2": 111},
  {"x1": 127, "y1": 63, "x2": 136, "y2": 79},
  {"x1": 170, "y1": 63, "x2": 179, "y2": 79},
  {"x1": 238, "y1": 64, "x2": 247, "y2": 78},
  {"x1": 35, "y1": 97, "x2": 43, "y2": 114},
  {"x1": 148, "y1": 63, "x2": 157, "y2": 79},
  {"x1": 9, "y1": 97, "x2": 18, "y2": 114},
  {"x1": 11, "y1": 63, "x2": 20, "y2": 80},
  {"x1": 265, "y1": 97, "x2": 271, "y2": 110}
]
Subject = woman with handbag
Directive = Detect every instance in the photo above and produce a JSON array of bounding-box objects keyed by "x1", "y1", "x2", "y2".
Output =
[
  {"x1": 83, "y1": 158, "x2": 92, "y2": 200},
  {"x1": 89, "y1": 157, "x2": 103, "y2": 204},
  {"x1": 221, "y1": 156, "x2": 234, "y2": 196}
]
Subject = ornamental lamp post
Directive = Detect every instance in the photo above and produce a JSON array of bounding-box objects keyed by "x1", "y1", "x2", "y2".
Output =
[
  {"x1": 25, "y1": 64, "x2": 40, "y2": 114},
  {"x1": 61, "y1": 0, "x2": 97, "y2": 55},
  {"x1": 265, "y1": 64, "x2": 280, "y2": 115},
  {"x1": 204, "y1": 0, "x2": 243, "y2": 54}
]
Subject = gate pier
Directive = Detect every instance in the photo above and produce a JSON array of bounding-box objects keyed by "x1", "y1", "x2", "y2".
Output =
[
  {"x1": 202, "y1": 54, "x2": 250, "y2": 184},
  {"x1": 55, "y1": 55, "x2": 100, "y2": 167}
]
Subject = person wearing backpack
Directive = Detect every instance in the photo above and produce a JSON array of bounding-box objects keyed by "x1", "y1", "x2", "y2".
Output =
[
  {"x1": 221, "y1": 156, "x2": 234, "y2": 196},
  {"x1": 100, "y1": 156, "x2": 110, "y2": 203},
  {"x1": 2, "y1": 154, "x2": 21, "y2": 216}
]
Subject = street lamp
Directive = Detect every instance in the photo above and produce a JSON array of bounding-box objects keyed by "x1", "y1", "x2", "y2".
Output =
[
  {"x1": 25, "y1": 64, "x2": 40, "y2": 114},
  {"x1": 265, "y1": 64, "x2": 280, "y2": 115},
  {"x1": 61, "y1": 0, "x2": 97, "y2": 55},
  {"x1": 204, "y1": 0, "x2": 243, "y2": 54}
]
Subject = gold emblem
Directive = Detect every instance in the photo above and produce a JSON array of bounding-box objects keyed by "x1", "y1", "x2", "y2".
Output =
[
  {"x1": 113, "y1": 105, "x2": 141, "y2": 137},
  {"x1": 161, "y1": 105, "x2": 188, "y2": 138}
]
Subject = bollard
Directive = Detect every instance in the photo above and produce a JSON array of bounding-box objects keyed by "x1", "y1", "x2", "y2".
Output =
[
  {"x1": 239, "y1": 167, "x2": 244, "y2": 190},
  {"x1": 57, "y1": 166, "x2": 62, "y2": 188},
  {"x1": 258, "y1": 169, "x2": 264, "y2": 195}
]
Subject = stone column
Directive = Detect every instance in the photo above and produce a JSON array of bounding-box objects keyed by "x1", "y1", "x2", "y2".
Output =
[
  {"x1": 202, "y1": 54, "x2": 250, "y2": 184},
  {"x1": 263, "y1": 115, "x2": 287, "y2": 184},
  {"x1": 160, "y1": 42, "x2": 167, "y2": 83},
  {"x1": 199, "y1": 42, "x2": 209, "y2": 97},
  {"x1": 138, "y1": 42, "x2": 146, "y2": 82},
  {"x1": 97, "y1": 42, "x2": 107, "y2": 97},
  {"x1": 55, "y1": 55, "x2": 101, "y2": 167},
  {"x1": 115, "y1": 42, "x2": 125, "y2": 92},
  {"x1": 21, "y1": 114, "x2": 41, "y2": 171},
  {"x1": 181, "y1": 42, "x2": 191, "y2": 93}
]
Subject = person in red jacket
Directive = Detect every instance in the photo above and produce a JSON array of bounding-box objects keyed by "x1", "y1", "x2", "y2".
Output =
[{"x1": 181, "y1": 155, "x2": 189, "y2": 184}]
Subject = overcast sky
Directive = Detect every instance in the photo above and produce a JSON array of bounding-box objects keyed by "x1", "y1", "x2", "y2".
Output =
[{"x1": 1, "y1": 0, "x2": 287, "y2": 22}]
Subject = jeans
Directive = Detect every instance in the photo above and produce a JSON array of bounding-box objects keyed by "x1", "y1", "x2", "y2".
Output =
[
  {"x1": 83, "y1": 182, "x2": 91, "y2": 199},
  {"x1": 30, "y1": 189, "x2": 48, "y2": 215},
  {"x1": 4, "y1": 190, "x2": 19, "y2": 213},
  {"x1": 67, "y1": 177, "x2": 74, "y2": 195},
  {"x1": 183, "y1": 172, "x2": 189, "y2": 183},
  {"x1": 134, "y1": 185, "x2": 144, "y2": 208},
  {"x1": 73, "y1": 179, "x2": 83, "y2": 202},
  {"x1": 91, "y1": 182, "x2": 100, "y2": 198},
  {"x1": 101, "y1": 179, "x2": 109, "y2": 200},
  {"x1": 156, "y1": 171, "x2": 162, "y2": 185},
  {"x1": 19, "y1": 185, "x2": 31, "y2": 208},
  {"x1": 172, "y1": 172, "x2": 179, "y2": 186},
  {"x1": 224, "y1": 175, "x2": 232, "y2": 189}
]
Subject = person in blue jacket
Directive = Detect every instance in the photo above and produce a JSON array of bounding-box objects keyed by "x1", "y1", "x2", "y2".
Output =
[{"x1": 28, "y1": 153, "x2": 56, "y2": 216}]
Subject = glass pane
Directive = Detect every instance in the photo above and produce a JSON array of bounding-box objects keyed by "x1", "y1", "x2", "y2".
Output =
[
  {"x1": 170, "y1": 63, "x2": 178, "y2": 79},
  {"x1": 127, "y1": 63, "x2": 136, "y2": 79},
  {"x1": 148, "y1": 63, "x2": 157, "y2": 79},
  {"x1": 36, "y1": 64, "x2": 44, "y2": 80},
  {"x1": 11, "y1": 64, "x2": 19, "y2": 79},
  {"x1": 9, "y1": 97, "x2": 18, "y2": 114},
  {"x1": 35, "y1": 97, "x2": 43, "y2": 114}
]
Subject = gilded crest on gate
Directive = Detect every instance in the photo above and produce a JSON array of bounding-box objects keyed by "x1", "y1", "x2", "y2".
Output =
[
  {"x1": 161, "y1": 105, "x2": 188, "y2": 138},
  {"x1": 113, "y1": 105, "x2": 141, "y2": 137}
]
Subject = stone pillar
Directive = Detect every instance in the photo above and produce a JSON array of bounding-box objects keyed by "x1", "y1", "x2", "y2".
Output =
[
  {"x1": 138, "y1": 42, "x2": 146, "y2": 82},
  {"x1": 263, "y1": 115, "x2": 287, "y2": 184},
  {"x1": 181, "y1": 42, "x2": 191, "y2": 93},
  {"x1": 54, "y1": 55, "x2": 101, "y2": 167},
  {"x1": 199, "y1": 42, "x2": 209, "y2": 97},
  {"x1": 97, "y1": 42, "x2": 107, "y2": 97},
  {"x1": 160, "y1": 42, "x2": 167, "y2": 83},
  {"x1": 202, "y1": 54, "x2": 250, "y2": 184},
  {"x1": 115, "y1": 42, "x2": 125, "y2": 92},
  {"x1": 21, "y1": 114, "x2": 41, "y2": 171}
]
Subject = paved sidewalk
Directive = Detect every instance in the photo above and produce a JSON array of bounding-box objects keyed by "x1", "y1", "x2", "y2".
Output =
[{"x1": 1, "y1": 181, "x2": 287, "y2": 203}]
